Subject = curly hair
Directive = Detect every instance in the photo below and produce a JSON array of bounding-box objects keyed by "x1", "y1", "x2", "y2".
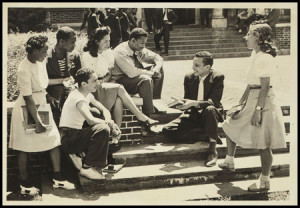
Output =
[
  {"x1": 25, "y1": 35, "x2": 48, "y2": 54},
  {"x1": 251, "y1": 23, "x2": 277, "y2": 57},
  {"x1": 83, "y1": 26, "x2": 111, "y2": 57},
  {"x1": 56, "y1": 26, "x2": 76, "y2": 42},
  {"x1": 195, "y1": 51, "x2": 214, "y2": 67},
  {"x1": 74, "y1": 67, "x2": 95, "y2": 87}
]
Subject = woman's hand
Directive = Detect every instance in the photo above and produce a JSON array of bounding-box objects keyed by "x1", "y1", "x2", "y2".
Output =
[
  {"x1": 251, "y1": 110, "x2": 262, "y2": 126},
  {"x1": 35, "y1": 121, "x2": 47, "y2": 133}
]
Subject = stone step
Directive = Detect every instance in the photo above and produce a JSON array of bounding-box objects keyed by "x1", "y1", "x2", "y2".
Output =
[
  {"x1": 147, "y1": 34, "x2": 243, "y2": 41},
  {"x1": 162, "y1": 51, "x2": 252, "y2": 60},
  {"x1": 148, "y1": 42, "x2": 247, "y2": 51},
  {"x1": 79, "y1": 153, "x2": 290, "y2": 194},
  {"x1": 168, "y1": 47, "x2": 250, "y2": 55},
  {"x1": 113, "y1": 137, "x2": 290, "y2": 166}
]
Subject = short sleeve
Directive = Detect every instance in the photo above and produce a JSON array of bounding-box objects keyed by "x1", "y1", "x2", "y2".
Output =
[
  {"x1": 253, "y1": 53, "x2": 275, "y2": 78},
  {"x1": 105, "y1": 49, "x2": 115, "y2": 68},
  {"x1": 17, "y1": 66, "x2": 32, "y2": 96}
]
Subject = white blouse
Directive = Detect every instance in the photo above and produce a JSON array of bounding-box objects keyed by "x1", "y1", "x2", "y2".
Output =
[
  {"x1": 82, "y1": 49, "x2": 115, "y2": 78},
  {"x1": 246, "y1": 50, "x2": 276, "y2": 86}
]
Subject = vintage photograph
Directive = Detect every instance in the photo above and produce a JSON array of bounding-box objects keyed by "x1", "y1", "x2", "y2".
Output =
[{"x1": 2, "y1": 2, "x2": 297, "y2": 205}]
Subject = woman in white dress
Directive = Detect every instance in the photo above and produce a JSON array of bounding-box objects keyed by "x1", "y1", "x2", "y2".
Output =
[
  {"x1": 219, "y1": 23, "x2": 286, "y2": 192},
  {"x1": 82, "y1": 26, "x2": 159, "y2": 133},
  {"x1": 9, "y1": 36, "x2": 75, "y2": 196}
]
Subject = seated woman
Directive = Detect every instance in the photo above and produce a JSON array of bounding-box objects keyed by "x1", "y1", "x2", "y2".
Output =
[
  {"x1": 9, "y1": 35, "x2": 75, "y2": 196},
  {"x1": 81, "y1": 26, "x2": 159, "y2": 133}
]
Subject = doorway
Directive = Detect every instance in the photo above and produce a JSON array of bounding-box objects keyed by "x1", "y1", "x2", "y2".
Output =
[{"x1": 172, "y1": 9, "x2": 195, "y2": 25}]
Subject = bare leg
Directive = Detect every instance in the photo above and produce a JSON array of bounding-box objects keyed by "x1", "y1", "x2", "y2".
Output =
[
  {"x1": 49, "y1": 147, "x2": 61, "y2": 173},
  {"x1": 117, "y1": 85, "x2": 156, "y2": 123},
  {"x1": 260, "y1": 148, "x2": 273, "y2": 176},
  {"x1": 226, "y1": 135, "x2": 237, "y2": 157},
  {"x1": 112, "y1": 97, "x2": 123, "y2": 127},
  {"x1": 18, "y1": 151, "x2": 28, "y2": 181}
]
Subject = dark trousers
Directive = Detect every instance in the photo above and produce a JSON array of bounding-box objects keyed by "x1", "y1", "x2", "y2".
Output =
[
  {"x1": 117, "y1": 67, "x2": 164, "y2": 116},
  {"x1": 144, "y1": 8, "x2": 155, "y2": 32},
  {"x1": 154, "y1": 23, "x2": 170, "y2": 54},
  {"x1": 200, "y1": 9, "x2": 212, "y2": 27},
  {"x1": 60, "y1": 124, "x2": 110, "y2": 168},
  {"x1": 162, "y1": 106, "x2": 221, "y2": 142},
  {"x1": 237, "y1": 15, "x2": 256, "y2": 32}
]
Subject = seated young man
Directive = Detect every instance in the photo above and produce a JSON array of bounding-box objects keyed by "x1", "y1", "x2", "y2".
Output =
[
  {"x1": 162, "y1": 51, "x2": 225, "y2": 167},
  {"x1": 112, "y1": 27, "x2": 164, "y2": 116},
  {"x1": 59, "y1": 67, "x2": 119, "y2": 180}
]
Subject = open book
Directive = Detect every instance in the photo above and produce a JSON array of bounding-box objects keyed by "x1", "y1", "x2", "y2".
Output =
[
  {"x1": 21, "y1": 104, "x2": 52, "y2": 133},
  {"x1": 166, "y1": 97, "x2": 185, "y2": 109},
  {"x1": 226, "y1": 103, "x2": 245, "y2": 117}
]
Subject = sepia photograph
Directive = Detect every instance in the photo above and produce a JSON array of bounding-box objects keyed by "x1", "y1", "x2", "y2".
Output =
[{"x1": 2, "y1": 2, "x2": 298, "y2": 205}]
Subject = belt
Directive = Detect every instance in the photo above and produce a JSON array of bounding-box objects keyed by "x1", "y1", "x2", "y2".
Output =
[
  {"x1": 59, "y1": 127, "x2": 73, "y2": 131},
  {"x1": 249, "y1": 86, "x2": 272, "y2": 90},
  {"x1": 98, "y1": 73, "x2": 109, "y2": 80}
]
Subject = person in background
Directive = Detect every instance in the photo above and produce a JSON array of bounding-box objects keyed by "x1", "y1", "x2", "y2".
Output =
[
  {"x1": 81, "y1": 26, "x2": 159, "y2": 132},
  {"x1": 162, "y1": 51, "x2": 224, "y2": 167},
  {"x1": 144, "y1": 8, "x2": 155, "y2": 33},
  {"x1": 46, "y1": 26, "x2": 81, "y2": 127},
  {"x1": 236, "y1": 8, "x2": 256, "y2": 34},
  {"x1": 104, "y1": 8, "x2": 122, "y2": 49},
  {"x1": 80, "y1": 8, "x2": 105, "y2": 35},
  {"x1": 200, "y1": 9, "x2": 213, "y2": 28},
  {"x1": 255, "y1": 8, "x2": 266, "y2": 21},
  {"x1": 9, "y1": 35, "x2": 75, "y2": 197},
  {"x1": 113, "y1": 28, "x2": 164, "y2": 117},
  {"x1": 125, "y1": 8, "x2": 138, "y2": 31},
  {"x1": 118, "y1": 8, "x2": 131, "y2": 42},
  {"x1": 219, "y1": 23, "x2": 286, "y2": 192},
  {"x1": 153, "y1": 8, "x2": 178, "y2": 56}
]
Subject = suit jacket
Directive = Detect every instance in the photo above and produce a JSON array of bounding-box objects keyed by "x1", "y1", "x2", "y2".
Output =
[
  {"x1": 104, "y1": 14, "x2": 122, "y2": 40},
  {"x1": 266, "y1": 9, "x2": 280, "y2": 28},
  {"x1": 46, "y1": 49, "x2": 81, "y2": 101},
  {"x1": 153, "y1": 8, "x2": 178, "y2": 31},
  {"x1": 184, "y1": 70, "x2": 224, "y2": 111}
]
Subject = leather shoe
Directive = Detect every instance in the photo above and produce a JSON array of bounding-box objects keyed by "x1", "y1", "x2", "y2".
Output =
[{"x1": 205, "y1": 152, "x2": 218, "y2": 167}]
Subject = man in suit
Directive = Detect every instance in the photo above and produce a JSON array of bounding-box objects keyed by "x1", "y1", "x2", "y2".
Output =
[
  {"x1": 104, "y1": 8, "x2": 122, "y2": 49},
  {"x1": 162, "y1": 51, "x2": 224, "y2": 167},
  {"x1": 153, "y1": 8, "x2": 177, "y2": 56},
  {"x1": 200, "y1": 9, "x2": 212, "y2": 28}
]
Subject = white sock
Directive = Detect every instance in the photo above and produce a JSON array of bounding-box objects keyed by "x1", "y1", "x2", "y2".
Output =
[
  {"x1": 260, "y1": 174, "x2": 270, "y2": 182},
  {"x1": 224, "y1": 155, "x2": 234, "y2": 163}
]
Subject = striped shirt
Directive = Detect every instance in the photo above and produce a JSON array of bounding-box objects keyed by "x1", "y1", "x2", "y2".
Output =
[{"x1": 58, "y1": 58, "x2": 66, "y2": 77}]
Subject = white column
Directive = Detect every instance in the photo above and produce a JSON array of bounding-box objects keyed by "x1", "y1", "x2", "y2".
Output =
[
  {"x1": 195, "y1": 8, "x2": 200, "y2": 25},
  {"x1": 211, "y1": 8, "x2": 227, "y2": 28}
]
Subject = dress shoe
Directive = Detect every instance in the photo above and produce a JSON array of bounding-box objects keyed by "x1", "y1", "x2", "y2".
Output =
[
  {"x1": 218, "y1": 161, "x2": 235, "y2": 172},
  {"x1": 20, "y1": 185, "x2": 40, "y2": 196},
  {"x1": 248, "y1": 180, "x2": 270, "y2": 192},
  {"x1": 53, "y1": 179, "x2": 76, "y2": 190},
  {"x1": 205, "y1": 152, "x2": 218, "y2": 167}
]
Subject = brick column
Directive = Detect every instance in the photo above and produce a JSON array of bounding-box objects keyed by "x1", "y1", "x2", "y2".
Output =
[{"x1": 211, "y1": 8, "x2": 227, "y2": 28}]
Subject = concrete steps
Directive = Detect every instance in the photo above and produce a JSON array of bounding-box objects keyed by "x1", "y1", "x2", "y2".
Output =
[
  {"x1": 145, "y1": 25, "x2": 249, "y2": 60},
  {"x1": 79, "y1": 153, "x2": 290, "y2": 194}
]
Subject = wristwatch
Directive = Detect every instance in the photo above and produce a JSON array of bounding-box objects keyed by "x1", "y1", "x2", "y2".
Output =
[{"x1": 255, "y1": 106, "x2": 263, "y2": 111}]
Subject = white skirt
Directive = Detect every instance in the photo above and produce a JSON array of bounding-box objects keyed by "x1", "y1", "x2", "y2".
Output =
[
  {"x1": 9, "y1": 91, "x2": 61, "y2": 152},
  {"x1": 221, "y1": 89, "x2": 286, "y2": 149}
]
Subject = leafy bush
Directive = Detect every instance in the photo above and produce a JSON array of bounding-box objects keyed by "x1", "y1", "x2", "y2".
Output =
[
  {"x1": 8, "y1": 8, "x2": 50, "y2": 33},
  {"x1": 6, "y1": 31, "x2": 88, "y2": 102}
]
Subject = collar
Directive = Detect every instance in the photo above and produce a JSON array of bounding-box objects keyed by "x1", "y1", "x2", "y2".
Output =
[
  {"x1": 199, "y1": 73, "x2": 208, "y2": 81},
  {"x1": 124, "y1": 41, "x2": 135, "y2": 56}
]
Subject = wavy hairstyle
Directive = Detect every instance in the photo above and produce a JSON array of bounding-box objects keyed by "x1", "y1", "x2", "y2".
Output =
[
  {"x1": 83, "y1": 26, "x2": 111, "y2": 57},
  {"x1": 251, "y1": 23, "x2": 277, "y2": 57},
  {"x1": 25, "y1": 35, "x2": 48, "y2": 54}
]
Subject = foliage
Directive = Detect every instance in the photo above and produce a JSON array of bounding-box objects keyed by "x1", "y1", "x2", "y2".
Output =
[{"x1": 6, "y1": 30, "x2": 88, "y2": 102}]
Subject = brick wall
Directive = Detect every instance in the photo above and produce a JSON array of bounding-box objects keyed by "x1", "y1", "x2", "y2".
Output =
[
  {"x1": 6, "y1": 105, "x2": 142, "y2": 190},
  {"x1": 48, "y1": 8, "x2": 85, "y2": 24},
  {"x1": 274, "y1": 24, "x2": 290, "y2": 50}
]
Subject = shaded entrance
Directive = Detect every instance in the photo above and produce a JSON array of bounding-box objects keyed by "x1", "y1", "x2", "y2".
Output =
[{"x1": 172, "y1": 9, "x2": 195, "y2": 25}]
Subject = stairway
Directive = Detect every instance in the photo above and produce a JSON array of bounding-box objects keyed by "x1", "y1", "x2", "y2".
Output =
[
  {"x1": 71, "y1": 106, "x2": 291, "y2": 201},
  {"x1": 146, "y1": 25, "x2": 252, "y2": 60}
]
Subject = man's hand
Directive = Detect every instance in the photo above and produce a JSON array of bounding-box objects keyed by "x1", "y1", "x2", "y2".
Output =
[
  {"x1": 179, "y1": 100, "x2": 198, "y2": 110},
  {"x1": 152, "y1": 70, "x2": 162, "y2": 79}
]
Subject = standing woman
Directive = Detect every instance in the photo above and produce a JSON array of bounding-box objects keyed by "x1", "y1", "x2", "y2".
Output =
[
  {"x1": 9, "y1": 36, "x2": 75, "y2": 196},
  {"x1": 81, "y1": 26, "x2": 159, "y2": 132},
  {"x1": 219, "y1": 23, "x2": 286, "y2": 191}
]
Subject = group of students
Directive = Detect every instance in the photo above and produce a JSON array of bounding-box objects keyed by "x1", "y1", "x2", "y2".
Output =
[
  {"x1": 236, "y1": 8, "x2": 281, "y2": 35},
  {"x1": 9, "y1": 21, "x2": 286, "y2": 197},
  {"x1": 80, "y1": 8, "x2": 138, "y2": 49}
]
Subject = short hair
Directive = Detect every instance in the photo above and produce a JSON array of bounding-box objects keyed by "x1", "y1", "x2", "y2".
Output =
[
  {"x1": 129, "y1": 28, "x2": 148, "y2": 40},
  {"x1": 83, "y1": 26, "x2": 111, "y2": 57},
  {"x1": 25, "y1": 35, "x2": 48, "y2": 54},
  {"x1": 56, "y1": 26, "x2": 76, "y2": 42},
  {"x1": 74, "y1": 67, "x2": 95, "y2": 87},
  {"x1": 195, "y1": 51, "x2": 213, "y2": 67}
]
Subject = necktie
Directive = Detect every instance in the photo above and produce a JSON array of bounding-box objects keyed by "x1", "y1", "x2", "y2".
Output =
[
  {"x1": 133, "y1": 53, "x2": 143, "y2": 68},
  {"x1": 197, "y1": 77, "x2": 204, "y2": 101}
]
